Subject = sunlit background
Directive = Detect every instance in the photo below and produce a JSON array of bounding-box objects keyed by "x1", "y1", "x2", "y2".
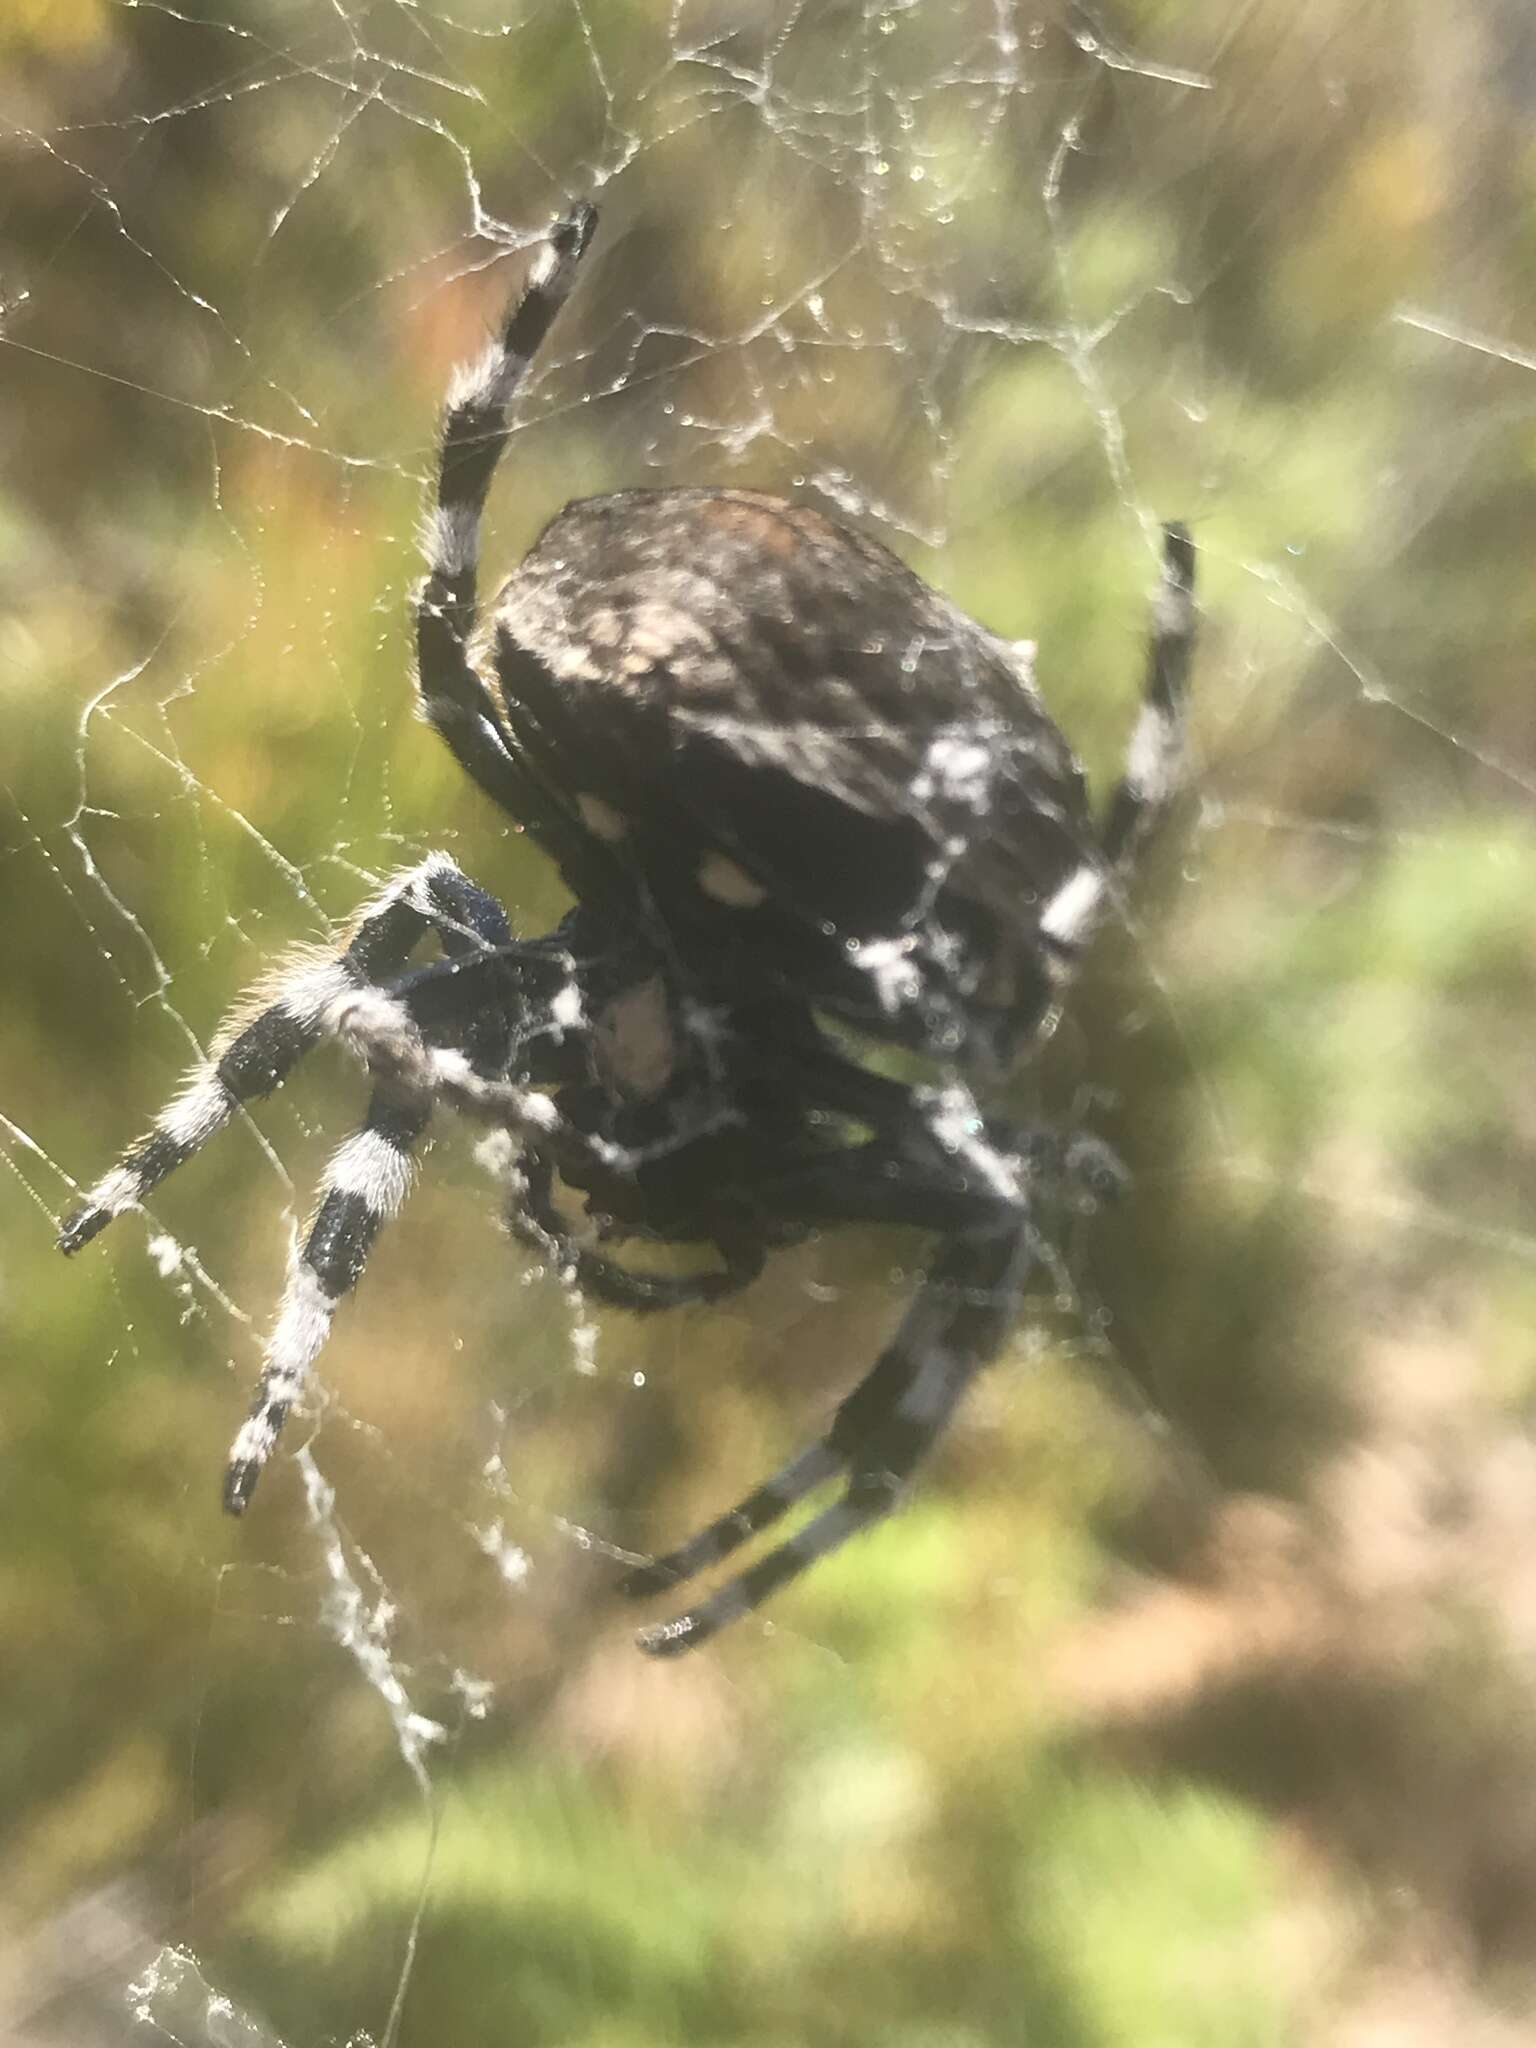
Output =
[{"x1": 5, "y1": 3, "x2": 1536, "y2": 2043}]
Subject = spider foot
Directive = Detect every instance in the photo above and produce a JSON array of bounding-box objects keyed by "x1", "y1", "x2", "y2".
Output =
[
  {"x1": 632, "y1": 1613, "x2": 706, "y2": 1659},
  {"x1": 620, "y1": 1440, "x2": 840, "y2": 1602},
  {"x1": 57, "y1": 1062, "x2": 254, "y2": 1255},
  {"x1": 551, "y1": 197, "x2": 598, "y2": 263},
  {"x1": 58, "y1": 1198, "x2": 115, "y2": 1255},
  {"x1": 631, "y1": 1474, "x2": 902, "y2": 1658},
  {"x1": 223, "y1": 1441, "x2": 270, "y2": 1517}
]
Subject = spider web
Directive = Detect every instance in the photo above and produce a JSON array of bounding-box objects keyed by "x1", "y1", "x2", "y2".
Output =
[{"x1": 6, "y1": 4, "x2": 1536, "y2": 2043}]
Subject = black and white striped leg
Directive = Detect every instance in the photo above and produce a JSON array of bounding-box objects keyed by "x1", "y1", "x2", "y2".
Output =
[
  {"x1": 414, "y1": 200, "x2": 609, "y2": 893},
  {"x1": 225, "y1": 1090, "x2": 429, "y2": 1512},
  {"x1": 59, "y1": 962, "x2": 347, "y2": 1257},
  {"x1": 626, "y1": 1219, "x2": 1035, "y2": 1656},
  {"x1": 58, "y1": 854, "x2": 507, "y2": 1255},
  {"x1": 1036, "y1": 521, "x2": 1196, "y2": 972},
  {"x1": 1100, "y1": 521, "x2": 1196, "y2": 866}
]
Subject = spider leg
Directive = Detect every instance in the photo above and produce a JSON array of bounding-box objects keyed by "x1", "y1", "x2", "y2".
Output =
[
  {"x1": 1037, "y1": 521, "x2": 1196, "y2": 968},
  {"x1": 629, "y1": 1218, "x2": 1035, "y2": 1656},
  {"x1": 58, "y1": 855, "x2": 508, "y2": 1254},
  {"x1": 622, "y1": 1440, "x2": 843, "y2": 1600},
  {"x1": 508, "y1": 1147, "x2": 766, "y2": 1312},
  {"x1": 1100, "y1": 521, "x2": 1196, "y2": 868},
  {"x1": 224, "y1": 1088, "x2": 429, "y2": 1512},
  {"x1": 414, "y1": 200, "x2": 611, "y2": 895},
  {"x1": 748, "y1": 1115, "x2": 1044, "y2": 1238}
]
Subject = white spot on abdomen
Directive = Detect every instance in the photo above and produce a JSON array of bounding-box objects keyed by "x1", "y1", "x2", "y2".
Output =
[
  {"x1": 576, "y1": 793, "x2": 629, "y2": 842},
  {"x1": 697, "y1": 853, "x2": 768, "y2": 908}
]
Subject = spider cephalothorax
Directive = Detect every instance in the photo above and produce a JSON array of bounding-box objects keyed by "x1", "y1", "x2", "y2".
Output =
[{"x1": 60, "y1": 200, "x2": 1195, "y2": 1655}]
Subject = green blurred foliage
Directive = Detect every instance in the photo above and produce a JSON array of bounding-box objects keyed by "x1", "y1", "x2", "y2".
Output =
[{"x1": 5, "y1": 3, "x2": 1536, "y2": 2044}]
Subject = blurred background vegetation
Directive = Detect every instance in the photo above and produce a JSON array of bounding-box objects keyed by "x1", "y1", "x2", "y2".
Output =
[{"x1": 5, "y1": 2, "x2": 1536, "y2": 2042}]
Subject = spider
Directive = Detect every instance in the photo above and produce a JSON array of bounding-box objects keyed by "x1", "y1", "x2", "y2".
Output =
[{"x1": 59, "y1": 200, "x2": 1195, "y2": 1657}]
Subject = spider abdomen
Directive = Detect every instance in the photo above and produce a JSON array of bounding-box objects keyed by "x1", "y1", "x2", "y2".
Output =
[{"x1": 488, "y1": 488, "x2": 1094, "y2": 1062}]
